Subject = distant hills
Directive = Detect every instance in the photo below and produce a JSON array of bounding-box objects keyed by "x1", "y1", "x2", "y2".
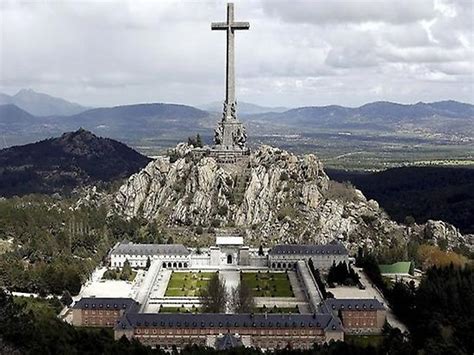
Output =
[
  {"x1": 201, "y1": 101, "x2": 289, "y2": 114},
  {"x1": 0, "y1": 104, "x2": 36, "y2": 133},
  {"x1": 0, "y1": 101, "x2": 210, "y2": 147},
  {"x1": 0, "y1": 89, "x2": 89, "y2": 116},
  {"x1": 254, "y1": 100, "x2": 474, "y2": 133},
  {"x1": 0, "y1": 129, "x2": 151, "y2": 197},
  {"x1": 61, "y1": 103, "x2": 209, "y2": 135},
  {"x1": 0, "y1": 89, "x2": 472, "y2": 152}
]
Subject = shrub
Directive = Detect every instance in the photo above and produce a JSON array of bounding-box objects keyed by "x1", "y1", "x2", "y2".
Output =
[{"x1": 324, "y1": 181, "x2": 360, "y2": 203}]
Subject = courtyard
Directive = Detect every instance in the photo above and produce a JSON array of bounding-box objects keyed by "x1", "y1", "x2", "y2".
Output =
[
  {"x1": 164, "y1": 271, "x2": 215, "y2": 297},
  {"x1": 241, "y1": 271, "x2": 294, "y2": 297}
]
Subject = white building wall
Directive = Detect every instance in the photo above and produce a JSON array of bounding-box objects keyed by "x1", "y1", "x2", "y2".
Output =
[
  {"x1": 190, "y1": 255, "x2": 211, "y2": 267},
  {"x1": 110, "y1": 254, "x2": 191, "y2": 270},
  {"x1": 268, "y1": 254, "x2": 348, "y2": 271}
]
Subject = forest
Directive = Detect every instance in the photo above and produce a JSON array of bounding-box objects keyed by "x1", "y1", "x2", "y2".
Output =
[
  {"x1": 0, "y1": 195, "x2": 163, "y2": 296},
  {"x1": 357, "y1": 253, "x2": 473, "y2": 354},
  {"x1": 327, "y1": 166, "x2": 474, "y2": 234}
]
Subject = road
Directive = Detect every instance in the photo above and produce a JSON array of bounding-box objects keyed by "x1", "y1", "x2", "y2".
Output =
[
  {"x1": 136, "y1": 261, "x2": 162, "y2": 312},
  {"x1": 355, "y1": 267, "x2": 409, "y2": 333}
]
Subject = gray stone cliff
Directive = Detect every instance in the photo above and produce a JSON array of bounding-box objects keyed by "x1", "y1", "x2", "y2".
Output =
[{"x1": 114, "y1": 144, "x2": 471, "y2": 252}]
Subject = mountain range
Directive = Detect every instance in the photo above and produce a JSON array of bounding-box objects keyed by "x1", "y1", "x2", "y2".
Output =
[
  {"x1": 200, "y1": 101, "x2": 289, "y2": 114},
  {"x1": 0, "y1": 89, "x2": 89, "y2": 116},
  {"x1": 254, "y1": 101, "x2": 474, "y2": 133},
  {"x1": 0, "y1": 89, "x2": 472, "y2": 151}
]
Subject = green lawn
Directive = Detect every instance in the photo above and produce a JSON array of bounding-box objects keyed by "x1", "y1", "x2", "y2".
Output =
[
  {"x1": 159, "y1": 306, "x2": 201, "y2": 314},
  {"x1": 165, "y1": 272, "x2": 215, "y2": 297},
  {"x1": 241, "y1": 272, "x2": 294, "y2": 297}
]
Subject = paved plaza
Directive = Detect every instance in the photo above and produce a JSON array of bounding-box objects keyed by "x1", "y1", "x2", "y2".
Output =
[
  {"x1": 76, "y1": 267, "x2": 144, "y2": 301},
  {"x1": 330, "y1": 267, "x2": 408, "y2": 333}
]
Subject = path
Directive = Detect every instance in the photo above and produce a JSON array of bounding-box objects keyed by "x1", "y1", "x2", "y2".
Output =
[
  {"x1": 219, "y1": 270, "x2": 240, "y2": 313},
  {"x1": 355, "y1": 267, "x2": 408, "y2": 333},
  {"x1": 287, "y1": 271, "x2": 312, "y2": 313},
  {"x1": 136, "y1": 261, "x2": 162, "y2": 312}
]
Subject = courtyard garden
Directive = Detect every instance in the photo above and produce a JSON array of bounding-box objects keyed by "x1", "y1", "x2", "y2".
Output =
[
  {"x1": 241, "y1": 272, "x2": 294, "y2": 297},
  {"x1": 165, "y1": 271, "x2": 215, "y2": 297}
]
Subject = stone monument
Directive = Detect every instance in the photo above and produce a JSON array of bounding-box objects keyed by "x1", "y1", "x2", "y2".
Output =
[{"x1": 208, "y1": 3, "x2": 250, "y2": 163}]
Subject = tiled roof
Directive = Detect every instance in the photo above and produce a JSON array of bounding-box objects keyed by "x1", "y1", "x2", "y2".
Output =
[
  {"x1": 115, "y1": 313, "x2": 343, "y2": 332},
  {"x1": 325, "y1": 299, "x2": 385, "y2": 312},
  {"x1": 269, "y1": 244, "x2": 348, "y2": 256},
  {"x1": 110, "y1": 242, "x2": 190, "y2": 256},
  {"x1": 73, "y1": 297, "x2": 138, "y2": 313}
]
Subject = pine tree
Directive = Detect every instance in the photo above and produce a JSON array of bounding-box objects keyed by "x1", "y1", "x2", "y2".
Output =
[
  {"x1": 199, "y1": 273, "x2": 227, "y2": 313},
  {"x1": 121, "y1": 259, "x2": 132, "y2": 281},
  {"x1": 196, "y1": 134, "x2": 203, "y2": 148}
]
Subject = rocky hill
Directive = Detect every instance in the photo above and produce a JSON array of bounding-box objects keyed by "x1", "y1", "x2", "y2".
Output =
[
  {"x1": 114, "y1": 144, "x2": 472, "y2": 252},
  {"x1": 0, "y1": 129, "x2": 151, "y2": 197}
]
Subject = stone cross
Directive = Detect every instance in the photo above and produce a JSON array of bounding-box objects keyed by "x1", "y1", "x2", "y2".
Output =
[{"x1": 212, "y1": 3, "x2": 249, "y2": 121}]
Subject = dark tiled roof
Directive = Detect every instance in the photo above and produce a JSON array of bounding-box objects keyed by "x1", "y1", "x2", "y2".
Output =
[
  {"x1": 269, "y1": 244, "x2": 348, "y2": 256},
  {"x1": 111, "y1": 242, "x2": 190, "y2": 256},
  {"x1": 325, "y1": 299, "x2": 385, "y2": 312},
  {"x1": 115, "y1": 313, "x2": 343, "y2": 332},
  {"x1": 73, "y1": 297, "x2": 139, "y2": 313},
  {"x1": 215, "y1": 333, "x2": 243, "y2": 350}
]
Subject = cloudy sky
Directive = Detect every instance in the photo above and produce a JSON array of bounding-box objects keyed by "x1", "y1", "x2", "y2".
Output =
[{"x1": 0, "y1": 0, "x2": 473, "y2": 108}]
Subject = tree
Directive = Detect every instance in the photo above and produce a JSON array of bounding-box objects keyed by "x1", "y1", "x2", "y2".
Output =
[
  {"x1": 196, "y1": 134, "x2": 203, "y2": 148},
  {"x1": 187, "y1": 134, "x2": 203, "y2": 148},
  {"x1": 258, "y1": 245, "x2": 264, "y2": 256},
  {"x1": 121, "y1": 260, "x2": 133, "y2": 281},
  {"x1": 231, "y1": 281, "x2": 255, "y2": 313},
  {"x1": 199, "y1": 273, "x2": 227, "y2": 313},
  {"x1": 60, "y1": 290, "x2": 73, "y2": 307}
]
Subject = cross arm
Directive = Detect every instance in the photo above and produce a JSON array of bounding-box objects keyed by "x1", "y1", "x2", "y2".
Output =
[
  {"x1": 231, "y1": 22, "x2": 250, "y2": 30},
  {"x1": 211, "y1": 22, "x2": 228, "y2": 30}
]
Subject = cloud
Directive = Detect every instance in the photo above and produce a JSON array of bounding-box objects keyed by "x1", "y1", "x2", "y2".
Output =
[
  {"x1": 0, "y1": 0, "x2": 472, "y2": 107},
  {"x1": 260, "y1": 0, "x2": 436, "y2": 25}
]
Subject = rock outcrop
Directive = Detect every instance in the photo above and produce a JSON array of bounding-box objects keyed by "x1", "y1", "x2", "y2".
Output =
[{"x1": 114, "y1": 144, "x2": 472, "y2": 252}]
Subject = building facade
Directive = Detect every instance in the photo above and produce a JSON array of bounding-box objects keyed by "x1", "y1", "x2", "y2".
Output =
[
  {"x1": 72, "y1": 298, "x2": 139, "y2": 327},
  {"x1": 110, "y1": 240, "x2": 348, "y2": 271},
  {"x1": 324, "y1": 299, "x2": 386, "y2": 334},
  {"x1": 110, "y1": 242, "x2": 191, "y2": 269},
  {"x1": 268, "y1": 244, "x2": 348, "y2": 271},
  {"x1": 114, "y1": 313, "x2": 344, "y2": 350}
]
